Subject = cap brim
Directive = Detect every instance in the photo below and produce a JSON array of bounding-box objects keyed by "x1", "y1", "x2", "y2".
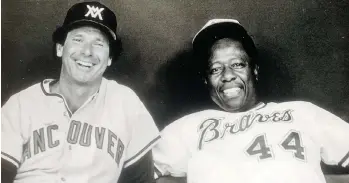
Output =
[
  {"x1": 52, "y1": 20, "x2": 116, "y2": 43},
  {"x1": 192, "y1": 22, "x2": 249, "y2": 51}
]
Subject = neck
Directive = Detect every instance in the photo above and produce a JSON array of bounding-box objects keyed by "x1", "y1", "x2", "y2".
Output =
[
  {"x1": 223, "y1": 92, "x2": 260, "y2": 113},
  {"x1": 51, "y1": 74, "x2": 102, "y2": 113},
  {"x1": 241, "y1": 97, "x2": 260, "y2": 112}
]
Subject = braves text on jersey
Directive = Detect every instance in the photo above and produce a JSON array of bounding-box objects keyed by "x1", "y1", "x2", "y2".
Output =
[
  {"x1": 153, "y1": 101, "x2": 349, "y2": 183},
  {"x1": 1, "y1": 78, "x2": 160, "y2": 183}
]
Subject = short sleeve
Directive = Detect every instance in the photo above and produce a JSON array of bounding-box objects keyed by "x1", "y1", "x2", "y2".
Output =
[
  {"x1": 123, "y1": 90, "x2": 160, "y2": 168},
  {"x1": 1, "y1": 94, "x2": 24, "y2": 168},
  {"x1": 311, "y1": 103, "x2": 349, "y2": 167},
  {"x1": 152, "y1": 121, "x2": 190, "y2": 178}
]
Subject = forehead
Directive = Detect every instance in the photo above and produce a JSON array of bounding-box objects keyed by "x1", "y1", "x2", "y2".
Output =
[
  {"x1": 209, "y1": 39, "x2": 249, "y2": 61},
  {"x1": 67, "y1": 26, "x2": 108, "y2": 41},
  {"x1": 211, "y1": 38, "x2": 244, "y2": 53}
]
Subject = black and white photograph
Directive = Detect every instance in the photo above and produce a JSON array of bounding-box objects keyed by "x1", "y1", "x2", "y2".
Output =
[{"x1": 2, "y1": 0, "x2": 349, "y2": 183}]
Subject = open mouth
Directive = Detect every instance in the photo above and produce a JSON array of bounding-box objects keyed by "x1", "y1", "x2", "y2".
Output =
[
  {"x1": 76, "y1": 60, "x2": 95, "y2": 69},
  {"x1": 222, "y1": 87, "x2": 242, "y2": 98}
]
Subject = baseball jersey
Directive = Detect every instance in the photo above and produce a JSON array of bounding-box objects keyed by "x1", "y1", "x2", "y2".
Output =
[
  {"x1": 2, "y1": 77, "x2": 160, "y2": 183},
  {"x1": 153, "y1": 101, "x2": 349, "y2": 183}
]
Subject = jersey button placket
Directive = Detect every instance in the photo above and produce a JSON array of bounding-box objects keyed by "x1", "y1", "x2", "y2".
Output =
[{"x1": 63, "y1": 111, "x2": 69, "y2": 117}]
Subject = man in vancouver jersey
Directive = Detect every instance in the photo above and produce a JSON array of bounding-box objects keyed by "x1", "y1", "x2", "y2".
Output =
[
  {"x1": 1, "y1": 2, "x2": 160, "y2": 183},
  {"x1": 153, "y1": 19, "x2": 349, "y2": 183}
]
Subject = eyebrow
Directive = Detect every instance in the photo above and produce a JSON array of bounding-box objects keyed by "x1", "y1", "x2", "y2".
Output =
[
  {"x1": 70, "y1": 33, "x2": 107, "y2": 42},
  {"x1": 95, "y1": 37, "x2": 107, "y2": 42},
  {"x1": 71, "y1": 34, "x2": 83, "y2": 38},
  {"x1": 208, "y1": 62, "x2": 222, "y2": 68}
]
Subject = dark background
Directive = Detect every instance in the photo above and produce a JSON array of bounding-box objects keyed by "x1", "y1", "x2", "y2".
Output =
[{"x1": 2, "y1": 0, "x2": 349, "y2": 175}]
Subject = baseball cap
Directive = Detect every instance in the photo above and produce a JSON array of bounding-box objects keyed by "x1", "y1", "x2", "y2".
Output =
[
  {"x1": 52, "y1": 1, "x2": 117, "y2": 42},
  {"x1": 192, "y1": 19, "x2": 257, "y2": 58}
]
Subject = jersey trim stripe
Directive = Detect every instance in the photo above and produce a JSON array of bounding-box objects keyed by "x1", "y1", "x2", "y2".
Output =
[
  {"x1": 1, "y1": 152, "x2": 20, "y2": 167},
  {"x1": 339, "y1": 151, "x2": 349, "y2": 167},
  {"x1": 154, "y1": 164, "x2": 162, "y2": 179},
  {"x1": 255, "y1": 102, "x2": 266, "y2": 110},
  {"x1": 124, "y1": 135, "x2": 161, "y2": 167},
  {"x1": 40, "y1": 79, "x2": 61, "y2": 98},
  {"x1": 41, "y1": 80, "x2": 73, "y2": 117}
]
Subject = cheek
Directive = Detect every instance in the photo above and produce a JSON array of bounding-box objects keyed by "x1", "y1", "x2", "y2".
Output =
[
  {"x1": 207, "y1": 76, "x2": 220, "y2": 90},
  {"x1": 239, "y1": 71, "x2": 255, "y2": 93},
  {"x1": 62, "y1": 46, "x2": 80, "y2": 60},
  {"x1": 237, "y1": 69, "x2": 253, "y2": 83},
  {"x1": 95, "y1": 49, "x2": 110, "y2": 63}
]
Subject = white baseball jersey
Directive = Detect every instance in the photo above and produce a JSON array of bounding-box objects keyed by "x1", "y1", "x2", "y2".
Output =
[
  {"x1": 153, "y1": 101, "x2": 349, "y2": 183},
  {"x1": 2, "y1": 77, "x2": 160, "y2": 183}
]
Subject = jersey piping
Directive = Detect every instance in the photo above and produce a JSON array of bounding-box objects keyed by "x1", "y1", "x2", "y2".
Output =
[
  {"x1": 40, "y1": 79, "x2": 100, "y2": 117},
  {"x1": 124, "y1": 135, "x2": 161, "y2": 166},
  {"x1": 1, "y1": 152, "x2": 20, "y2": 167},
  {"x1": 339, "y1": 151, "x2": 349, "y2": 167}
]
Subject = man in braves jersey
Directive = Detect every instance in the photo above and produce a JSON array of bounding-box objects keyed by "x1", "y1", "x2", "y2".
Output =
[
  {"x1": 1, "y1": 2, "x2": 160, "y2": 183},
  {"x1": 152, "y1": 19, "x2": 349, "y2": 183}
]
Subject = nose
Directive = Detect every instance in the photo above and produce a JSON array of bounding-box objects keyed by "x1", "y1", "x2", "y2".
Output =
[
  {"x1": 81, "y1": 42, "x2": 93, "y2": 56},
  {"x1": 221, "y1": 67, "x2": 237, "y2": 82}
]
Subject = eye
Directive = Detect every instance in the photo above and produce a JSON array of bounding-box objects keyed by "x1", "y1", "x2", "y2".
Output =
[
  {"x1": 72, "y1": 37, "x2": 83, "y2": 43},
  {"x1": 209, "y1": 65, "x2": 223, "y2": 75},
  {"x1": 93, "y1": 40, "x2": 106, "y2": 47},
  {"x1": 231, "y1": 62, "x2": 247, "y2": 69},
  {"x1": 94, "y1": 42, "x2": 104, "y2": 47}
]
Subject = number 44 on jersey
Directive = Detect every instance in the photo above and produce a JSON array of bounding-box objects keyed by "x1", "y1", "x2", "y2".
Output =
[{"x1": 246, "y1": 130, "x2": 305, "y2": 161}]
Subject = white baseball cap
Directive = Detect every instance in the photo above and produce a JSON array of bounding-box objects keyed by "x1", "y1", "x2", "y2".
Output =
[
  {"x1": 192, "y1": 19, "x2": 241, "y2": 44},
  {"x1": 192, "y1": 18, "x2": 256, "y2": 56}
]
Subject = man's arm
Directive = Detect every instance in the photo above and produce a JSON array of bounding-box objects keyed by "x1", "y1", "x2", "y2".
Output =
[
  {"x1": 156, "y1": 176, "x2": 186, "y2": 183},
  {"x1": 325, "y1": 174, "x2": 349, "y2": 183},
  {"x1": 118, "y1": 152, "x2": 154, "y2": 183},
  {"x1": 321, "y1": 162, "x2": 349, "y2": 174},
  {"x1": 1, "y1": 158, "x2": 17, "y2": 183},
  {"x1": 309, "y1": 103, "x2": 349, "y2": 168},
  {"x1": 2, "y1": 95, "x2": 24, "y2": 183},
  {"x1": 322, "y1": 162, "x2": 349, "y2": 183}
]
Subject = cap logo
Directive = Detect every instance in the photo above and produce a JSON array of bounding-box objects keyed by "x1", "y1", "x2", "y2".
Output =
[{"x1": 85, "y1": 5, "x2": 104, "y2": 20}]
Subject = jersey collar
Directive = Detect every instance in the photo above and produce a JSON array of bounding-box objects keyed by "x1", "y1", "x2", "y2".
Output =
[
  {"x1": 250, "y1": 102, "x2": 266, "y2": 111},
  {"x1": 40, "y1": 79, "x2": 102, "y2": 97},
  {"x1": 41, "y1": 79, "x2": 61, "y2": 97},
  {"x1": 40, "y1": 79, "x2": 104, "y2": 115}
]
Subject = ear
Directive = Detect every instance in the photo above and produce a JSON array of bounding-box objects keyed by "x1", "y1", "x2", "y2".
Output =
[
  {"x1": 56, "y1": 43, "x2": 63, "y2": 57},
  {"x1": 107, "y1": 58, "x2": 112, "y2": 66},
  {"x1": 254, "y1": 65, "x2": 259, "y2": 81}
]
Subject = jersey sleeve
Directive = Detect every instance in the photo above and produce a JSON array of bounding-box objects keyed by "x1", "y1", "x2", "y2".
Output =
[
  {"x1": 123, "y1": 90, "x2": 160, "y2": 168},
  {"x1": 152, "y1": 120, "x2": 190, "y2": 178},
  {"x1": 310, "y1": 103, "x2": 349, "y2": 167},
  {"x1": 1, "y1": 94, "x2": 23, "y2": 169}
]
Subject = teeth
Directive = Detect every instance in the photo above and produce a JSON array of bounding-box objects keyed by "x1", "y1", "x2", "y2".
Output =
[
  {"x1": 223, "y1": 88, "x2": 240, "y2": 93},
  {"x1": 76, "y1": 61, "x2": 93, "y2": 67},
  {"x1": 223, "y1": 88, "x2": 241, "y2": 97}
]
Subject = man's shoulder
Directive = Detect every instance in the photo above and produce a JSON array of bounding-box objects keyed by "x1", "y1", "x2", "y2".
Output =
[
  {"x1": 266, "y1": 100, "x2": 318, "y2": 110},
  {"x1": 103, "y1": 78, "x2": 139, "y2": 97},
  {"x1": 102, "y1": 78, "x2": 148, "y2": 112},
  {"x1": 2, "y1": 81, "x2": 45, "y2": 109},
  {"x1": 162, "y1": 109, "x2": 225, "y2": 134},
  {"x1": 11, "y1": 82, "x2": 44, "y2": 99}
]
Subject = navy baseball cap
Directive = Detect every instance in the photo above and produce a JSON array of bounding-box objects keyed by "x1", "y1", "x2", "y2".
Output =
[
  {"x1": 192, "y1": 19, "x2": 257, "y2": 58},
  {"x1": 53, "y1": 1, "x2": 117, "y2": 42}
]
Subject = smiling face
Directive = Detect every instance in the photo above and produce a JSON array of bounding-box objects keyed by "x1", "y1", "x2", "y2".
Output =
[
  {"x1": 56, "y1": 26, "x2": 112, "y2": 85},
  {"x1": 206, "y1": 38, "x2": 258, "y2": 112}
]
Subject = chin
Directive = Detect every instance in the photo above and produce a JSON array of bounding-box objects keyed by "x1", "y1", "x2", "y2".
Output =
[
  {"x1": 72, "y1": 76, "x2": 95, "y2": 84},
  {"x1": 216, "y1": 97, "x2": 246, "y2": 112},
  {"x1": 223, "y1": 103, "x2": 245, "y2": 112}
]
